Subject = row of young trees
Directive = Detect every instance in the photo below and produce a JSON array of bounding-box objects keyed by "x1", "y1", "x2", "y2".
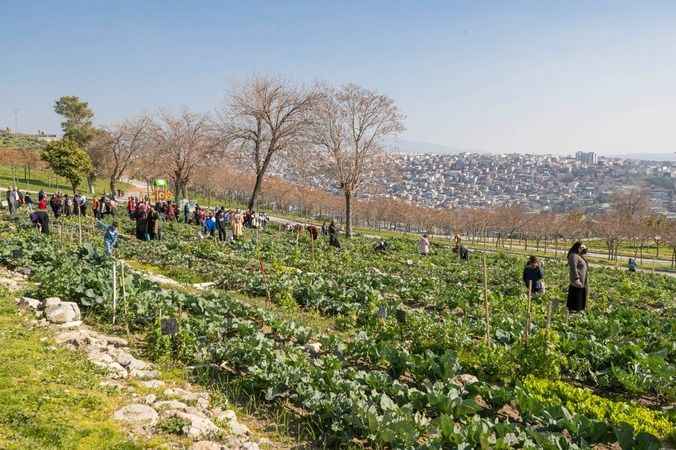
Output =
[{"x1": 42, "y1": 77, "x2": 404, "y2": 238}]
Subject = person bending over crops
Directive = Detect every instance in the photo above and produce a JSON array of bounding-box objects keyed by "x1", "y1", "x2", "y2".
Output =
[
  {"x1": 523, "y1": 256, "x2": 545, "y2": 295},
  {"x1": 419, "y1": 234, "x2": 430, "y2": 256},
  {"x1": 328, "y1": 220, "x2": 341, "y2": 249},
  {"x1": 566, "y1": 242, "x2": 588, "y2": 312}
]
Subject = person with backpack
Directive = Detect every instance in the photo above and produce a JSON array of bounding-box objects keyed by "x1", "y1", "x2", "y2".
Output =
[
  {"x1": 628, "y1": 257, "x2": 637, "y2": 272},
  {"x1": 523, "y1": 255, "x2": 545, "y2": 295},
  {"x1": 567, "y1": 242, "x2": 588, "y2": 313}
]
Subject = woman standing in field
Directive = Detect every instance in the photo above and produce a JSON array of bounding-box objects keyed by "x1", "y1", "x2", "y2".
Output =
[
  {"x1": 231, "y1": 209, "x2": 244, "y2": 240},
  {"x1": 566, "y1": 242, "x2": 588, "y2": 312},
  {"x1": 523, "y1": 255, "x2": 544, "y2": 295}
]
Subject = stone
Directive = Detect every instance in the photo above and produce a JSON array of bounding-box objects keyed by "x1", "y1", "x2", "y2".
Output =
[
  {"x1": 258, "y1": 437, "x2": 273, "y2": 447},
  {"x1": 228, "y1": 420, "x2": 250, "y2": 436},
  {"x1": 54, "y1": 330, "x2": 89, "y2": 347},
  {"x1": 191, "y1": 442, "x2": 226, "y2": 450},
  {"x1": 196, "y1": 397, "x2": 210, "y2": 411},
  {"x1": 304, "y1": 342, "x2": 322, "y2": 356},
  {"x1": 162, "y1": 409, "x2": 219, "y2": 440},
  {"x1": 164, "y1": 387, "x2": 208, "y2": 403},
  {"x1": 56, "y1": 320, "x2": 82, "y2": 329},
  {"x1": 154, "y1": 400, "x2": 190, "y2": 412},
  {"x1": 17, "y1": 296, "x2": 41, "y2": 311},
  {"x1": 451, "y1": 374, "x2": 479, "y2": 387},
  {"x1": 130, "y1": 369, "x2": 159, "y2": 380},
  {"x1": 45, "y1": 301, "x2": 80, "y2": 324},
  {"x1": 140, "y1": 380, "x2": 165, "y2": 389},
  {"x1": 240, "y1": 443, "x2": 260, "y2": 450},
  {"x1": 43, "y1": 297, "x2": 62, "y2": 308},
  {"x1": 113, "y1": 403, "x2": 159, "y2": 426},
  {"x1": 143, "y1": 394, "x2": 157, "y2": 405},
  {"x1": 105, "y1": 336, "x2": 128, "y2": 347}
]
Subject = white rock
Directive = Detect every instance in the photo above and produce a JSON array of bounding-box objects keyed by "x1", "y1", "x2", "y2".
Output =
[
  {"x1": 196, "y1": 397, "x2": 210, "y2": 411},
  {"x1": 241, "y1": 443, "x2": 260, "y2": 450},
  {"x1": 130, "y1": 369, "x2": 159, "y2": 380},
  {"x1": 113, "y1": 403, "x2": 159, "y2": 426},
  {"x1": 45, "y1": 301, "x2": 80, "y2": 324},
  {"x1": 140, "y1": 380, "x2": 165, "y2": 389},
  {"x1": 43, "y1": 297, "x2": 62, "y2": 307},
  {"x1": 105, "y1": 336, "x2": 128, "y2": 347},
  {"x1": 17, "y1": 297, "x2": 41, "y2": 310},
  {"x1": 54, "y1": 330, "x2": 88, "y2": 347},
  {"x1": 191, "y1": 442, "x2": 226, "y2": 450},
  {"x1": 163, "y1": 409, "x2": 220, "y2": 440},
  {"x1": 212, "y1": 408, "x2": 237, "y2": 423},
  {"x1": 228, "y1": 420, "x2": 250, "y2": 436},
  {"x1": 143, "y1": 394, "x2": 157, "y2": 405},
  {"x1": 56, "y1": 320, "x2": 82, "y2": 329},
  {"x1": 154, "y1": 400, "x2": 190, "y2": 412},
  {"x1": 164, "y1": 387, "x2": 208, "y2": 403}
]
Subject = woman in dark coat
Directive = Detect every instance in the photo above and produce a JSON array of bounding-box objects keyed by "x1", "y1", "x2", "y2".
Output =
[
  {"x1": 328, "y1": 220, "x2": 341, "y2": 249},
  {"x1": 566, "y1": 242, "x2": 588, "y2": 312},
  {"x1": 523, "y1": 255, "x2": 544, "y2": 295}
]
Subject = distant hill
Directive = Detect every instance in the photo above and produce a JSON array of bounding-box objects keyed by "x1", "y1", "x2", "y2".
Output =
[
  {"x1": 384, "y1": 138, "x2": 488, "y2": 155},
  {"x1": 610, "y1": 153, "x2": 675, "y2": 162}
]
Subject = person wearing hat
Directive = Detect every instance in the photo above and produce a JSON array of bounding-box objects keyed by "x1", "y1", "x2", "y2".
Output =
[{"x1": 566, "y1": 242, "x2": 588, "y2": 312}]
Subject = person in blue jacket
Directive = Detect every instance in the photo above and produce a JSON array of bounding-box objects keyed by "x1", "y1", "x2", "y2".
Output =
[
  {"x1": 104, "y1": 221, "x2": 119, "y2": 256},
  {"x1": 204, "y1": 213, "x2": 217, "y2": 237}
]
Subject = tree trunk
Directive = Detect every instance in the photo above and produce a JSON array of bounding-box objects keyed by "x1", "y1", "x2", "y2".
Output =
[
  {"x1": 109, "y1": 177, "x2": 116, "y2": 197},
  {"x1": 248, "y1": 172, "x2": 265, "y2": 211},
  {"x1": 87, "y1": 174, "x2": 95, "y2": 194},
  {"x1": 344, "y1": 189, "x2": 353, "y2": 238}
]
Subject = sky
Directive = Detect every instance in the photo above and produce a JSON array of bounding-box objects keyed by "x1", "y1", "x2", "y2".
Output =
[{"x1": 2, "y1": 0, "x2": 676, "y2": 155}]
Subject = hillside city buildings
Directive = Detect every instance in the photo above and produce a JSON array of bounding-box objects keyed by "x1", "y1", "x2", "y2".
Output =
[{"x1": 277, "y1": 152, "x2": 676, "y2": 217}]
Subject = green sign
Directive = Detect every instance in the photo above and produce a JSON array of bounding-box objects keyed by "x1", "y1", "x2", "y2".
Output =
[{"x1": 153, "y1": 179, "x2": 167, "y2": 187}]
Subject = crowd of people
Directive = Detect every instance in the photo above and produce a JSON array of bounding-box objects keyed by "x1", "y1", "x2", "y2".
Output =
[{"x1": 125, "y1": 196, "x2": 270, "y2": 242}]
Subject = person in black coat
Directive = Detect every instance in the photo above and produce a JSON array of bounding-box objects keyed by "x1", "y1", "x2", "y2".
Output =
[
  {"x1": 523, "y1": 255, "x2": 544, "y2": 295},
  {"x1": 328, "y1": 220, "x2": 341, "y2": 249}
]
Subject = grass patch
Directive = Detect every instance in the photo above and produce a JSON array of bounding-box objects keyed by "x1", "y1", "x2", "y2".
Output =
[{"x1": 0, "y1": 288, "x2": 148, "y2": 450}]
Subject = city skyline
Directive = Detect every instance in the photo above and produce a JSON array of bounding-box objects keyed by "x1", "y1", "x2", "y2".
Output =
[{"x1": 2, "y1": 1, "x2": 676, "y2": 156}]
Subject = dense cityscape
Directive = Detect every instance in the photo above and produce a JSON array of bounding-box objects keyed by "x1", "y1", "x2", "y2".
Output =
[{"x1": 277, "y1": 150, "x2": 676, "y2": 216}]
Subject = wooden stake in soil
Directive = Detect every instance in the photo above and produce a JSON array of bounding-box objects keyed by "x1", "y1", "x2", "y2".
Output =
[
  {"x1": 78, "y1": 213, "x2": 82, "y2": 245},
  {"x1": 112, "y1": 260, "x2": 117, "y2": 325},
  {"x1": 524, "y1": 280, "x2": 532, "y2": 345},
  {"x1": 482, "y1": 255, "x2": 490, "y2": 345},
  {"x1": 121, "y1": 261, "x2": 129, "y2": 336}
]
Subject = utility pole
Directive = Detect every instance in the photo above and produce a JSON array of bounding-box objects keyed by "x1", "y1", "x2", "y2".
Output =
[{"x1": 12, "y1": 108, "x2": 20, "y2": 133}]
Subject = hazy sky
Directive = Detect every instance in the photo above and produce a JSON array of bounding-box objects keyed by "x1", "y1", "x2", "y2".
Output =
[{"x1": 2, "y1": 0, "x2": 675, "y2": 155}]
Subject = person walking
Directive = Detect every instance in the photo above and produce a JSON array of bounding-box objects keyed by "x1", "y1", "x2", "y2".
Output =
[
  {"x1": 628, "y1": 257, "x2": 637, "y2": 272},
  {"x1": 103, "y1": 221, "x2": 119, "y2": 256},
  {"x1": 567, "y1": 242, "x2": 588, "y2": 313},
  {"x1": 231, "y1": 209, "x2": 244, "y2": 240},
  {"x1": 419, "y1": 234, "x2": 430, "y2": 256},
  {"x1": 523, "y1": 255, "x2": 545, "y2": 295}
]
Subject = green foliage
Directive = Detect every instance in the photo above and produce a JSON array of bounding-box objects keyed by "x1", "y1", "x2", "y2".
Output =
[
  {"x1": 0, "y1": 216, "x2": 674, "y2": 449},
  {"x1": 54, "y1": 96, "x2": 95, "y2": 148},
  {"x1": 40, "y1": 139, "x2": 92, "y2": 192},
  {"x1": 155, "y1": 416, "x2": 191, "y2": 435}
]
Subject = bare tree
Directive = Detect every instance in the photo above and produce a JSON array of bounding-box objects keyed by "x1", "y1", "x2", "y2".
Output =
[
  {"x1": 96, "y1": 115, "x2": 153, "y2": 195},
  {"x1": 223, "y1": 77, "x2": 318, "y2": 210},
  {"x1": 149, "y1": 110, "x2": 218, "y2": 202},
  {"x1": 309, "y1": 84, "x2": 404, "y2": 237}
]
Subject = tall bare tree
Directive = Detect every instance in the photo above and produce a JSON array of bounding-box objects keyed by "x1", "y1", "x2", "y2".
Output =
[
  {"x1": 95, "y1": 115, "x2": 153, "y2": 195},
  {"x1": 149, "y1": 110, "x2": 218, "y2": 202},
  {"x1": 223, "y1": 77, "x2": 318, "y2": 210},
  {"x1": 309, "y1": 84, "x2": 404, "y2": 237}
]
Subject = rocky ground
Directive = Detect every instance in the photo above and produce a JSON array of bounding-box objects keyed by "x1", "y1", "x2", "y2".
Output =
[{"x1": 2, "y1": 267, "x2": 270, "y2": 450}]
